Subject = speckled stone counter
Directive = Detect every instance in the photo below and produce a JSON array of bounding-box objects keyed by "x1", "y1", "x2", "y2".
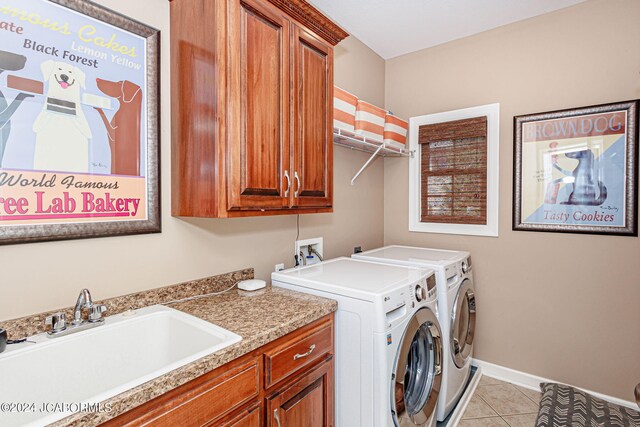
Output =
[
  {"x1": 0, "y1": 269, "x2": 254, "y2": 340},
  {"x1": 49, "y1": 284, "x2": 336, "y2": 427}
]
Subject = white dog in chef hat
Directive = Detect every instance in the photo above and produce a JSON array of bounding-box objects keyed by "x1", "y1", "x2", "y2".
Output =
[{"x1": 33, "y1": 60, "x2": 92, "y2": 173}]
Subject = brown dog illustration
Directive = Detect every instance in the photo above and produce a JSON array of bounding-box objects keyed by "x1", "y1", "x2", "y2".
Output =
[{"x1": 94, "y1": 79, "x2": 142, "y2": 176}]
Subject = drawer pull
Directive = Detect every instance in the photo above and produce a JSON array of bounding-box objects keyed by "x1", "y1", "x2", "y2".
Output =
[
  {"x1": 293, "y1": 344, "x2": 316, "y2": 360},
  {"x1": 274, "y1": 408, "x2": 282, "y2": 427}
]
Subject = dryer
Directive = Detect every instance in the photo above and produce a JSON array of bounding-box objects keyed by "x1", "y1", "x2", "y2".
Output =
[
  {"x1": 272, "y1": 257, "x2": 443, "y2": 427},
  {"x1": 353, "y1": 246, "x2": 476, "y2": 421}
]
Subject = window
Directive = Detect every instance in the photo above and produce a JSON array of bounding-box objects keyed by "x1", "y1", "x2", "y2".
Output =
[
  {"x1": 408, "y1": 104, "x2": 499, "y2": 236},
  {"x1": 420, "y1": 116, "x2": 487, "y2": 224}
]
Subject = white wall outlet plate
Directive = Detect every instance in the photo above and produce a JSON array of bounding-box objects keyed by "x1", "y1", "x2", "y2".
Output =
[
  {"x1": 238, "y1": 279, "x2": 266, "y2": 291},
  {"x1": 275, "y1": 263, "x2": 285, "y2": 272}
]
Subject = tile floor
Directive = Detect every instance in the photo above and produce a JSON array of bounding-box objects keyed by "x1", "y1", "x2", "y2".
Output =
[{"x1": 459, "y1": 376, "x2": 541, "y2": 426}]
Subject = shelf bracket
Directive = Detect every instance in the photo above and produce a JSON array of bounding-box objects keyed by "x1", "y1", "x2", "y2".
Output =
[{"x1": 351, "y1": 144, "x2": 384, "y2": 185}]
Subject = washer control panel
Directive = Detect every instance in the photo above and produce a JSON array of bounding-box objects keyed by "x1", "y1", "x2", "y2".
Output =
[
  {"x1": 461, "y1": 256, "x2": 473, "y2": 274},
  {"x1": 445, "y1": 264, "x2": 458, "y2": 280},
  {"x1": 409, "y1": 278, "x2": 436, "y2": 304},
  {"x1": 383, "y1": 289, "x2": 406, "y2": 313},
  {"x1": 383, "y1": 288, "x2": 409, "y2": 330},
  {"x1": 426, "y1": 274, "x2": 437, "y2": 293}
]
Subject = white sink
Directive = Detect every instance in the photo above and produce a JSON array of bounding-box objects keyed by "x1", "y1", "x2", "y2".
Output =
[{"x1": 0, "y1": 305, "x2": 241, "y2": 427}]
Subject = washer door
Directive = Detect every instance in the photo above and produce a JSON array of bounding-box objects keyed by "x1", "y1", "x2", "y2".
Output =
[
  {"x1": 450, "y1": 278, "x2": 476, "y2": 368},
  {"x1": 392, "y1": 308, "x2": 443, "y2": 426}
]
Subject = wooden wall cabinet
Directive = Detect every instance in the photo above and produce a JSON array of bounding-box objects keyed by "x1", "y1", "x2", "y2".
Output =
[
  {"x1": 102, "y1": 314, "x2": 335, "y2": 427},
  {"x1": 170, "y1": 0, "x2": 347, "y2": 217}
]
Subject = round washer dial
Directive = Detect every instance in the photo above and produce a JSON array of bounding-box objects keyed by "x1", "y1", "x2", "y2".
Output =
[{"x1": 461, "y1": 260, "x2": 469, "y2": 274}]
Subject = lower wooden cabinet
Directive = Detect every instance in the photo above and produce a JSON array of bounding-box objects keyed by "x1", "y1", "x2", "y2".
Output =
[
  {"x1": 218, "y1": 403, "x2": 262, "y2": 427},
  {"x1": 101, "y1": 314, "x2": 334, "y2": 427},
  {"x1": 266, "y1": 358, "x2": 334, "y2": 427}
]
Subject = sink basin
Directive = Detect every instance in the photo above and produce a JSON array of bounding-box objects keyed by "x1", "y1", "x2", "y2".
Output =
[{"x1": 0, "y1": 305, "x2": 241, "y2": 427}]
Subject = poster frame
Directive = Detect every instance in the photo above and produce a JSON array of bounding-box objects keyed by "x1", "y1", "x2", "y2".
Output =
[
  {"x1": 513, "y1": 100, "x2": 638, "y2": 236},
  {"x1": 0, "y1": 0, "x2": 161, "y2": 245}
]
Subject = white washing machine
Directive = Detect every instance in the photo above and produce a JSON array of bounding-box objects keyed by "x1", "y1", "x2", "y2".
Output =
[
  {"x1": 353, "y1": 246, "x2": 476, "y2": 421},
  {"x1": 272, "y1": 257, "x2": 443, "y2": 427}
]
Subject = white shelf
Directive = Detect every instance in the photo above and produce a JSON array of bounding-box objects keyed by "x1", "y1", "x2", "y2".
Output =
[
  {"x1": 332, "y1": 128, "x2": 414, "y2": 185},
  {"x1": 333, "y1": 128, "x2": 411, "y2": 157}
]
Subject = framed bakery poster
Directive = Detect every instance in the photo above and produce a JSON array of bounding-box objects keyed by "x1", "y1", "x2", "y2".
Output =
[
  {"x1": 513, "y1": 100, "x2": 638, "y2": 236},
  {"x1": 0, "y1": 0, "x2": 160, "y2": 244}
]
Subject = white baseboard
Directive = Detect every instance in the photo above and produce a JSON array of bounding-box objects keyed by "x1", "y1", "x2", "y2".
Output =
[{"x1": 472, "y1": 358, "x2": 637, "y2": 410}]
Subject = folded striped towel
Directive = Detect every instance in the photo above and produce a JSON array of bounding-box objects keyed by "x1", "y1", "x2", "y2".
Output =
[
  {"x1": 333, "y1": 86, "x2": 358, "y2": 132},
  {"x1": 355, "y1": 100, "x2": 385, "y2": 141},
  {"x1": 384, "y1": 114, "x2": 408, "y2": 149}
]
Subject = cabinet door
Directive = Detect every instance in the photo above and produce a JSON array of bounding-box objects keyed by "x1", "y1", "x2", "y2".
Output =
[
  {"x1": 216, "y1": 403, "x2": 261, "y2": 427},
  {"x1": 228, "y1": 0, "x2": 291, "y2": 211},
  {"x1": 267, "y1": 357, "x2": 334, "y2": 427},
  {"x1": 291, "y1": 26, "x2": 333, "y2": 209}
]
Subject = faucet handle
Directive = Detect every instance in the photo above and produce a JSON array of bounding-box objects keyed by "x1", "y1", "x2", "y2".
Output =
[
  {"x1": 45, "y1": 313, "x2": 67, "y2": 334},
  {"x1": 88, "y1": 305, "x2": 107, "y2": 323}
]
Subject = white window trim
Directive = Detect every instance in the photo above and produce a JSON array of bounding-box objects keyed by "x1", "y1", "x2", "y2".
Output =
[{"x1": 408, "y1": 103, "x2": 500, "y2": 237}]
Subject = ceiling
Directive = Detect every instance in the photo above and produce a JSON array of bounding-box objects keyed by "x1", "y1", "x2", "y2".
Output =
[{"x1": 308, "y1": 0, "x2": 588, "y2": 59}]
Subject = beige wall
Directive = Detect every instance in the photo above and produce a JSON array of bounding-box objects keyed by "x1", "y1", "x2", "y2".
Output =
[
  {"x1": 384, "y1": 0, "x2": 640, "y2": 400},
  {"x1": 334, "y1": 36, "x2": 385, "y2": 106},
  {"x1": 0, "y1": 1, "x2": 386, "y2": 321}
]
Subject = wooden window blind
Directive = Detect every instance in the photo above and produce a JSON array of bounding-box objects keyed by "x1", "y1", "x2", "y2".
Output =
[{"x1": 419, "y1": 116, "x2": 487, "y2": 225}]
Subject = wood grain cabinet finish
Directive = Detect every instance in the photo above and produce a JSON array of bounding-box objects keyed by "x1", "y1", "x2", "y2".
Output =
[
  {"x1": 267, "y1": 359, "x2": 334, "y2": 427},
  {"x1": 264, "y1": 320, "x2": 332, "y2": 388},
  {"x1": 227, "y1": 0, "x2": 290, "y2": 211},
  {"x1": 170, "y1": 0, "x2": 347, "y2": 217},
  {"x1": 291, "y1": 27, "x2": 333, "y2": 208},
  {"x1": 101, "y1": 359, "x2": 260, "y2": 427},
  {"x1": 101, "y1": 314, "x2": 334, "y2": 427},
  {"x1": 217, "y1": 403, "x2": 262, "y2": 427}
]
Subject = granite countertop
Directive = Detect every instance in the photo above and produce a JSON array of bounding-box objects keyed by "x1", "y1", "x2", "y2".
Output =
[{"x1": 52, "y1": 285, "x2": 337, "y2": 427}]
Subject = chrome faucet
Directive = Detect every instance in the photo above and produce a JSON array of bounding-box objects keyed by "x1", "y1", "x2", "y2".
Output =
[
  {"x1": 45, "y1": 288, "x2": 107, "y2": 338},
  {"x1": 73, "y1": 288, "x2": 93, "y2": 325}
]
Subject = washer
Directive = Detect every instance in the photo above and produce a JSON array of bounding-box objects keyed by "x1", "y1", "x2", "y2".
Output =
[
  {"x1": 272, "y1": 257, "x2": 443, "y2": 427},
  {"x1": 353, "y1": 246, "x2": 476, "y2": 421}
]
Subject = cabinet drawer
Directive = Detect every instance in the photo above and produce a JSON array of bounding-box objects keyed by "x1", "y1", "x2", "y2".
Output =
[
  {"x1": 265, "y1": 323, "x2": 332, "y2": 388},
  {"x1": 215, "y1": 403, "x2": 261, "y2": 427},
  {"x1": 104, "y1": 359, "x2": 260, "y2": 426},
  {"x1": 154, "y1": 361, "x2": 258, "y2": 425}
]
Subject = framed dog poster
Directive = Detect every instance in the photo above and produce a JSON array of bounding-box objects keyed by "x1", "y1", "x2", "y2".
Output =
[
  {"x1": 513, "y1": 100, "x2": 638, "y2": 236},
  {"x1": 0, "y1": 0, "x2": 160, "y2": 244}
]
